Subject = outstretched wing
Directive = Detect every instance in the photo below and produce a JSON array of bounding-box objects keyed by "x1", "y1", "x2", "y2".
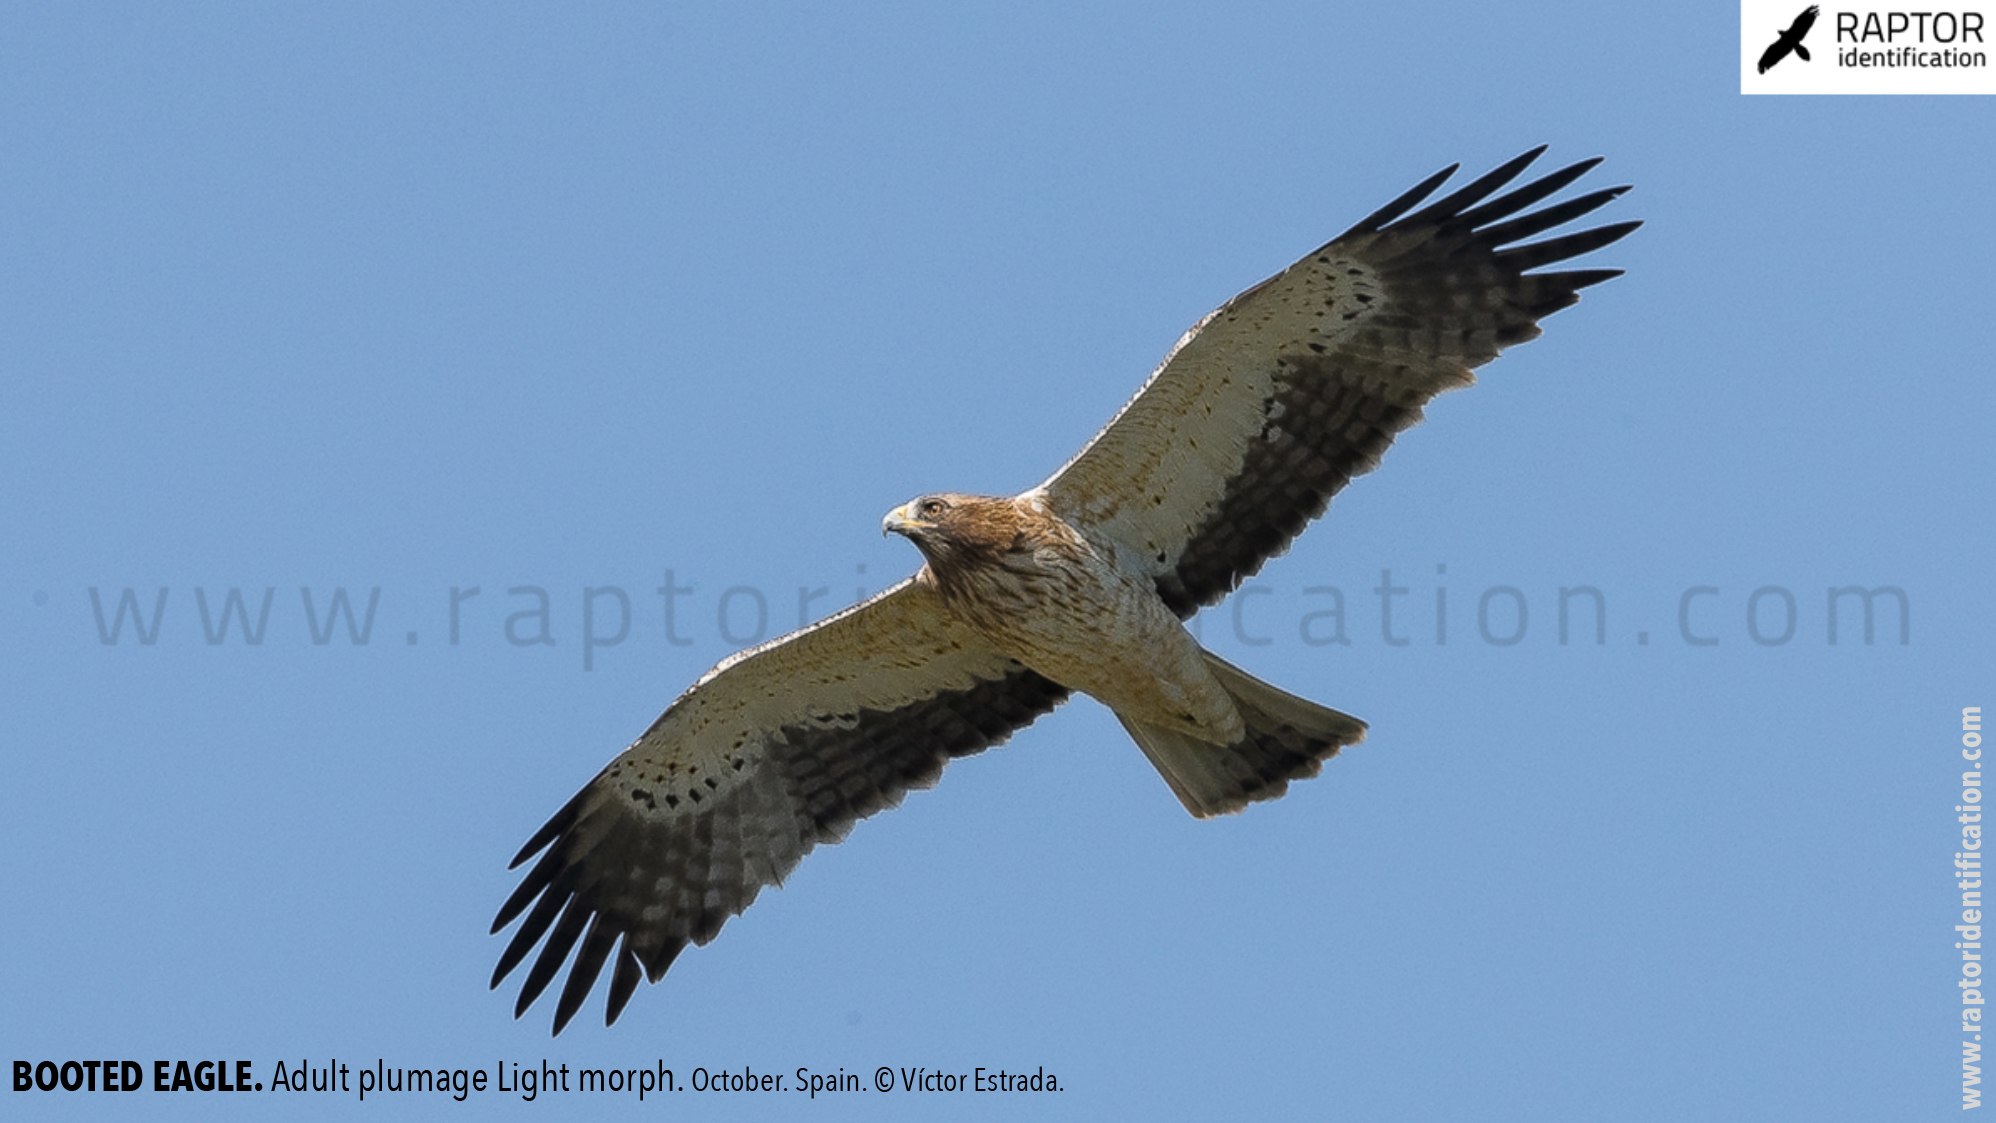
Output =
[
  {"x1": 491, "y1": 576, "x2": 1069, "y2": 1034},
  {"x1": 1037, "y1": 147, "x2": 1637, "y2": 617},
  {"x1": 1788, "y1": 5, "x2": 1819, "y2": 38}
]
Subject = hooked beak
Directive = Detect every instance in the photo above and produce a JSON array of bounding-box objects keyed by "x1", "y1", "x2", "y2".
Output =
[{"x1": 882, "y1": 503, "x2": 917, "y2": 538}]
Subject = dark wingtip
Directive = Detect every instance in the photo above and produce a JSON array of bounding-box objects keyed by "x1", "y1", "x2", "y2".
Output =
[
  {"x1": 1472, "y1": 185, "x2": 1635, "y2": 251},
  {"x1": 514, "y1": 897, "x2": 591, "y2": 1021},
  {"x1": 1563, "y1": 268, "x2": 1627, "y2": 290},
  {"x1": 1456, "y1": 157, "x2": 1606, "y2": 232},
  {"x1": 605, "y1": 944, "x2": 645, "y2": 1026},
  {"x1": 551, "y1": 920, "x2": 618, "y2": 1037},
  {"x1": 1395, "y1": 146, "x2": 1547, "y2": 229},
  {"x1": 492, "y1": 841, "x2": 570, "y2": 933},
  {"x1": 492, "y1": 880, "x2": 569, "y2": 987},
  {"x1": 1575, "y1": 218, "x2": 1644, "y2": 252},
  {"x1": 509, "y1": 788, "x2": 589, "y2": 869},
  {"x1": 1337, "y1": 161, "x2": 1460, "y2": 239},
  {"x1": 1497, "y1": 219, "x2": 1644, "y2": 273},
  {"x1": 514, "y1": 983, "x2": 543, "y2": 1021}
]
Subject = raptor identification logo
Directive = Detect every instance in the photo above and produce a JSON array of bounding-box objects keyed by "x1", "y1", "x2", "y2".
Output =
[{"x1": 1741, "y1": 0, "x2": 1996, "y2": 91}]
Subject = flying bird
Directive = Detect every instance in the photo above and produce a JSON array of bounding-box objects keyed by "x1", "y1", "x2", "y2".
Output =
[
  {"x1": 1758, "y1": 5, "x2": 1819, "y2": 73},
  {"x1": 492, "y1": 147, "x2": 1637, "y2": 1034}
]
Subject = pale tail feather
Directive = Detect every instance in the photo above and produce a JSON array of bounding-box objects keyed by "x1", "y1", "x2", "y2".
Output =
[{"x1": 1118, "y1": 651, "x2": 1366, "y2": 818}]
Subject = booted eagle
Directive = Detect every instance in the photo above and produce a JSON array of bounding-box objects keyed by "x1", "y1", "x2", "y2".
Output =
[{"x1": 492, "y1": 147, "x2": 1637, "y2": 1033}]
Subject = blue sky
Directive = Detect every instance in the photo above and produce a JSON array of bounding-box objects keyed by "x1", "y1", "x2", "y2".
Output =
[{"x1": 2, "y1": 2, "x2": 1990, "y2": 1119}]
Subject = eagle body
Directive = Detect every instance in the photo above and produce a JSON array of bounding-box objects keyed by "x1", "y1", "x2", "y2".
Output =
[
  {"x1": 886, "y1": 493, "x2": 1245, "y2": 746},
  {"x1": 492, "y1": 148, "x2": 1638, "y2": 1034}
]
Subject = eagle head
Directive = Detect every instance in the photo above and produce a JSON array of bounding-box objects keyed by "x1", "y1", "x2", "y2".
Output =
[{"x1": 882, "y1": 493, "x2": 1029, "y2": 574}]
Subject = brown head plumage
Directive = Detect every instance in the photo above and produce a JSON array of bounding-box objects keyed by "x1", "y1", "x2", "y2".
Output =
[{"x1": 883, "y1": 493, "x2": 1025, "y2": 575}]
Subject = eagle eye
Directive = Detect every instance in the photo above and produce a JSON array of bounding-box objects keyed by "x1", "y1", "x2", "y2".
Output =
[{"x1": 918, "y1": 498, "x2": 946, "y2": 520}]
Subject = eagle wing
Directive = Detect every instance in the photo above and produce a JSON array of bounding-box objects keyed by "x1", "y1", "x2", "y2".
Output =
[
  {"x1": 491, "y1": 576, "x2": 1069, "y2": 1033},
  {"x1": 1037, "y1": 148, "x2": 1637, "y2": 616}
]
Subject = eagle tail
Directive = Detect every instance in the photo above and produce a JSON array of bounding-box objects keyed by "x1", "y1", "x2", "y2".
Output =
[
  {"x1": 1117, "y1": 652, "x2": 1367, "y2": 819},
  {"x1": 1795, "y1": 44, "x2": 1810, "y2": 61}
]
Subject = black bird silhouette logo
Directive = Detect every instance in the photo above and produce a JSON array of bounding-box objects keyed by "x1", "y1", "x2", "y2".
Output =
[{"x1": 1759, "y1": 5, "x2": 1820, "y2": 73}]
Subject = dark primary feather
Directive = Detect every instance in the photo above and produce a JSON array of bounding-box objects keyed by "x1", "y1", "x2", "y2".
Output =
[
  {"x1": 1152, "y1": 149, "x2": 1636, "y2": 616},
  {"x1": 491, "y1": 661, "x2": 1068, "y2": 1034}
]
